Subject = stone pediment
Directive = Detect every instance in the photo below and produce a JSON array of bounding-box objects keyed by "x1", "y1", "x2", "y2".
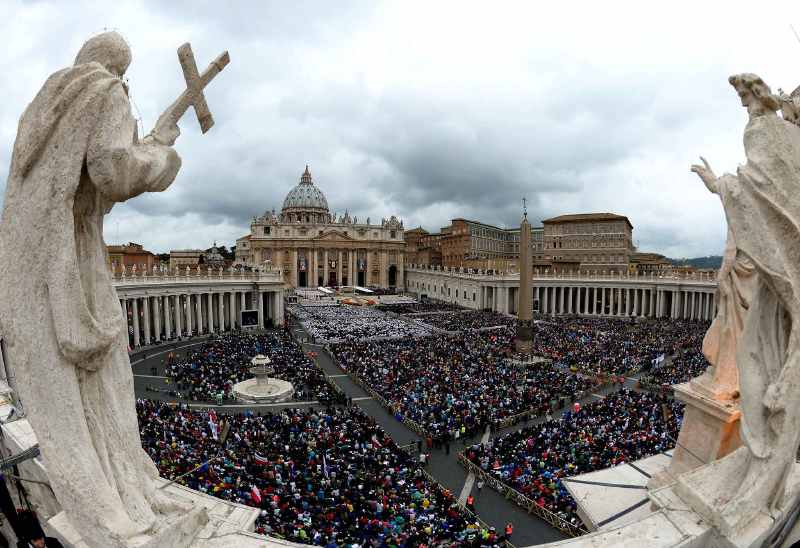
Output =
[{"x1": 313, "y1": 230, "x2": 355, "y2": 242}]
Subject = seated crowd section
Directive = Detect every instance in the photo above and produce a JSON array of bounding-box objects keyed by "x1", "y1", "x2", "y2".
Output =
[
  {"x1": 529, "y1": 317, "x2": 709, "y2": 376},
  {"x1": 329, "y1": 330, "x2": 599, "y2": 440},
  {"x1": 137, "y1": 401, "x2": 500, "y2": 546},
  {"x1": 163, "y1": 331, "x2": 343, "y2": 403},
  {"x1": 288, "y1": 305, "x2": 433, "y2": 343},
  {"x1": 464, "y1": 389, "x2": 684, "y2": 529},
  {"x1": 639, "y1": 347, "x2": 711, "y2": 388}
]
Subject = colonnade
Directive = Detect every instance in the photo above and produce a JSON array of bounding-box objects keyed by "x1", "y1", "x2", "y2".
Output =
[
  {"x1": 406, "y1": 268, "x2": 718, "y2": 322},
  {"x1": 531, "y1": 286, "x2": 715, "y2": 321},
  {"x1": 118, "y1": 289, "x2": 284, "y2": 348}
]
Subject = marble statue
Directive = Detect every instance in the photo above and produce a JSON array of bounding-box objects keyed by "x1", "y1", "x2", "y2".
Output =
[
  {"x1": 0, "y1": 32, "x2": 229, "y2": 547},
  {"x1": 690, "y1": 174, "x2": 756, "y2": 400},
  {"x1": 687, "y1": 73, "x2": 800, "y2": 538}
]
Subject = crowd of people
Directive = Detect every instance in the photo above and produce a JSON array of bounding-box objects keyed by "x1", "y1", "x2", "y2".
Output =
[
  {"x1": 163, "y1": 331, "x2": 343, "y2": 403},
  {"x1": 529, "y1": 317, "x2": 708, "y2": 375},
  {"x1": 289, "y1": 305, "x2": 433, "y2": 343},
  {"x1": 415, "y1": 311, "x2": 516, "y2": 332},
  {"x1": 330, "y1": 330, "x2": 599, "y2": 440},
  {"x1": 138, "y1": 400, "x2": 503, "y2": 546},
  {"x1": 464, "y1": 389, "x2": 683, "y2": 528},
  {"x1": 377, "y1": 302, "x2": 462, "y2": 315},
  {"x1": 640, "y1": 348, "x2": 710, "y2": 387}
]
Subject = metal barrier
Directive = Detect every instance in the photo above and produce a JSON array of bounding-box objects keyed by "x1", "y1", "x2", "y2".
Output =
[{"x1": 458, "y1": 453, "x2": 588, "y2": 538}]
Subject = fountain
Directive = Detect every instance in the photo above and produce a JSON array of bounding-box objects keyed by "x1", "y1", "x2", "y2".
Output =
[{"x1": 232, "y1": 354, "x2": 294, "y2": 403}]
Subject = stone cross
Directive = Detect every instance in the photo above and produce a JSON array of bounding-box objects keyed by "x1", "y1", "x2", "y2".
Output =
[{"x1": 162, "y1": 43, "x2": 230, "y2": 134}]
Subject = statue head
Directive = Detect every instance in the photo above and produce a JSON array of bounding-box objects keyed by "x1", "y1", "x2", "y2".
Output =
[
  {"x1": 728, "y1": 73, "x2": 780, "y2": 117},
  {"x1": 74, "y1": 31, "x2": 131, "y2": 77}
]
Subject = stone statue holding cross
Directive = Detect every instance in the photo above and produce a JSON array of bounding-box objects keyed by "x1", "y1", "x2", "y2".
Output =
[{"x1": 0, "y1": 32, "x2": 229, "y2": 547}]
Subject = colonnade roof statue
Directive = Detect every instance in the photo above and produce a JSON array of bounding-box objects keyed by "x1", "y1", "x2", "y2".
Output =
[
  {"x1": 682, "y1": 73, "x2": 800, "y2": 544},
  {"x1": 0, "y1": 32, "x2": 229, "y2": 547}
]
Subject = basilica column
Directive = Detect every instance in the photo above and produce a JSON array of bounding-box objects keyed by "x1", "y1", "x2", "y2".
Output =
[
  {"x1": 380, "y1": 250, "x2": 389, "y2": 288},
  {"x1": 397, "y1": 253, "x2": 405, "y2": 290},
  {"x1": 567, "y1": 287, "x2": 573, "y2": 314},
  {"x1": 132, "y1": 298, "x2": 140, "y2": 347},
  {"x1": 291, "y1": 249, "x2": 299, "y2": 287},
  {"x1": 257, "y1": 291, "x2": 264, "y2": 328},
  {"x1": 323, "y1": 250, "x2": 329, "y2": 286},
  {"x1": 337, "y1": 250, "x2": 343, "y2": 286},
  {"x1": 229, "y1": 292, "x2": 235, "y2": 329}
]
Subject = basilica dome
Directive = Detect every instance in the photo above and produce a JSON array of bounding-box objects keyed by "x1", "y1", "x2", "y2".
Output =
[{"x1": 281, "y1": 166, "x2": 329, "y2": 214}]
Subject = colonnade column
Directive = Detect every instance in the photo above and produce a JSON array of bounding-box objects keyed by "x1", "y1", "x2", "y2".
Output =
[
  {"x1": 175, "y1": 295, "x2": 182, "y2": 337},
  {"x1": 218, "y1": 291, "x2": 225, "y2": 330},
  {"x1": 142, "y1": 297, "x2": 151, "y2": 345},
  {"x1": 153, "y1": 296, "x2": 161, "y2": 342},
  {"x1": 229, "y1": 292, "x2": 236, "y2": 329},
  {"x1": 206, "y1": 293, "x2": 214, "y2": 333},
  {"x1": 195, "y1": 293, "x2": 203, "y2": 334},
  {"x1": 185, "y1": 295, "x2": 192, "y2": 335},
  {"x1": 601, "y1": 287, "x2": 606, "y2": 316},
  {"x1": 559, "y1": 287, "x2": 565, "y2": 315},
  {"x1": 567, "y1": 287, "x2": 573, "y2": 314},
  {"x1": 543, "y1": 287, "x2": 549, "y2": 316},
  {"x1": 337, "y1": 251, "x2": 343, "y2": 286},
  {"x1": 132, "y1": 298, "x2": 140, "y2": 347},
  {"x1": 164, "y1": 296, "x2": 172, "y2": 339}
]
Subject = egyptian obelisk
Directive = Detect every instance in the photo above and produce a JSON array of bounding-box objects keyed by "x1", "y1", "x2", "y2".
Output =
[{"x1": 516, "y1": 203, "x2": 533, "y2": 353}]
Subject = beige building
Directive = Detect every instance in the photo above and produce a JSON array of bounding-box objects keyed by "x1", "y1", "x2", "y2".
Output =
[
  {"x1": 169, "y1": 249, "x2": 204, "y2": 269},
  {"x1": 543, "y1": 213, "x2": 634, "y2": 273},
  {"x1": 236, "y1": 166, "x2": 406, "y2": 289},
  {"x1": 406, "y1": 218, "x2": 544, "y2": 270}
]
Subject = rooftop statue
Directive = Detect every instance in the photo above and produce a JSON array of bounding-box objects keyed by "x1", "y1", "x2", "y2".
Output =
[
  {"x1": 687, "y1": 73, "x2": 800, "y2": 539},
  {"x1": 0, "y1": 32, "x2": 228, "y2": 547}
]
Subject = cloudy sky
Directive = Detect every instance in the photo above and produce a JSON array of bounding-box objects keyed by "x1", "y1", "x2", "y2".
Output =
[{"x1": 2, "y1": 1, "x2": 799, "y2": 257}]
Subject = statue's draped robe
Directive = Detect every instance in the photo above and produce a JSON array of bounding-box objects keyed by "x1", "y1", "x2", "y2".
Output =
[
  {"x1": 716, "y1": 114, "x2": 800, "y2": 481},
  {"x1": 699, "y1": 226, "x2": 755, "y2": 398},
  {"x1": 0, "y1": 61, "x2": 180, "y2": 545}
]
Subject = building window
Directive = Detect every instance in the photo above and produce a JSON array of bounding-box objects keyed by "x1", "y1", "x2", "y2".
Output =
[
  {"x1": 390, "y1": 230, "x2": 396, "y2": 239},
  {"x1": 263, "y1": 226, "x2": 271, "y2": 235}
]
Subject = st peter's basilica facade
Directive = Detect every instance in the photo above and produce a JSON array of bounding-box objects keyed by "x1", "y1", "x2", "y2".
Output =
[{"x1": 236, "y1": 166, "x2": 405, "y2": 289}]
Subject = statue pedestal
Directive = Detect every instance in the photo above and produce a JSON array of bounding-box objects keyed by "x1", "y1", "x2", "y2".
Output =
[
  {"x1": 673, "y1": 447, "x2": 800, "y2": 548},
  {"x1": 648, "y1": 381, "x2": 742, "y2": 490}
]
